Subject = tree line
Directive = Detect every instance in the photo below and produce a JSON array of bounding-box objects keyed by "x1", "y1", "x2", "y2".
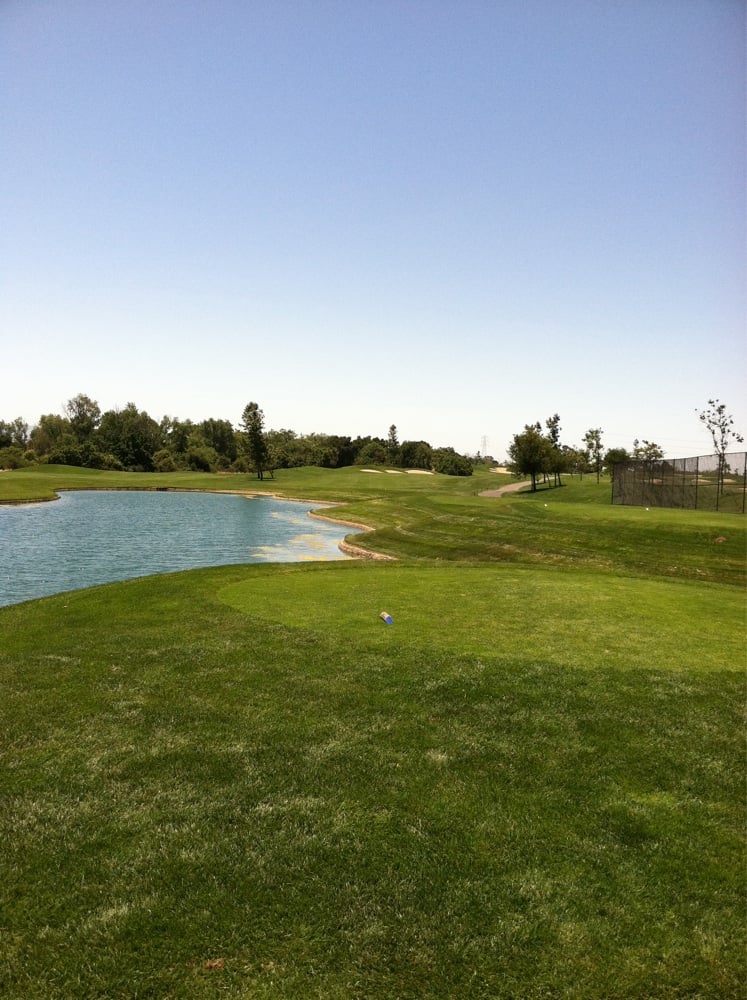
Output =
[
  {"x1": 0, "y1": 395, "x2": 474, "y2": 477},
  {"x1": 3, "y1": 396, "x2": 740, "y2": 487},
  {"x1": 506, "y1": 416, "x2": 610, "y2": 492},
  {"x1": 507, "y1": 402, "x2": 743, "y2": 493}
]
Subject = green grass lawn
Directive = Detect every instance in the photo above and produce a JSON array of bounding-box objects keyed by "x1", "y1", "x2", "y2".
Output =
[{"x1": 1, "y1": 466, "x2": 745, "y2": 998}]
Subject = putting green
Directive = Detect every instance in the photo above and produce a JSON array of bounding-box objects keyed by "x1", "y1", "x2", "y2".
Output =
[{"x1": 219, "y1": 562, "x2": 743, "y2": 672}]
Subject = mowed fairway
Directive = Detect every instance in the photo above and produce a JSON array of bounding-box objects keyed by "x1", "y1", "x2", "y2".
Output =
[{"x1": 0, "y1": 467, "x2": 744, "y2": 998}]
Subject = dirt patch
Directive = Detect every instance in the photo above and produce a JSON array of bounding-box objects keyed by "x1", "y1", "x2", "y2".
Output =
[{"x1": 338, "y1": 540, "x2": 397, "y2": 560}]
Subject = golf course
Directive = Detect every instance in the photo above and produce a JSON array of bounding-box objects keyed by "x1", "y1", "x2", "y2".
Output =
[{"x1": 1, "y1": 464, "x2": 744, "y2": 999}]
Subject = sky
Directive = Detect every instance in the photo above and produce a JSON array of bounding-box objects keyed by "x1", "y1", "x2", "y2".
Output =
[{"x1": 2, "y1": 0, "x2": 744, "y2": 460}]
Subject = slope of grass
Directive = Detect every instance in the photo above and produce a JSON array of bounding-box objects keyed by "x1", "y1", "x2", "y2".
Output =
[
  {"x1": 4, "y1": 464, "x2": 742, "y2": 587},
  {"x1": 0, "y1": 466, "x2": 745, "y2": 998}
]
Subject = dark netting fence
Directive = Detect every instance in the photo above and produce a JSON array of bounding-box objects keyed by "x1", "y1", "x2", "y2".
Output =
[{"x1": 612, "y1": 452, "x2": 747, "y2": 513}]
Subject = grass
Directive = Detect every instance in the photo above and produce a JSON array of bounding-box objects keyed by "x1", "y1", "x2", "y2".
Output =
[{"x1": 0, "y1": 465, "x2": 745, "y2": 998}]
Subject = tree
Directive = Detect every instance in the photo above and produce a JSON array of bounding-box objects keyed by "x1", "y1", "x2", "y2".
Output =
[
  {"x1": 264, "y1": 429, "x2": 303, "y2": 469},
  {"x1": 160, "y1": 416, "x2": 193, "y2": 459},
  {"x1": 604, "y1": 447, "x2": 630, "y2": 481},
  {"x1": 0, "y1": 418, "x2": 29, "y2": 449},
  {"x1": 241, "y1": 402, "x2": 269, "y2": 480},
  {"x1": 0, "y1": 417, "x2": 30, "y2": 469},
  {"x1": 387, "y1": 424, "x2": 400, "y2": 465},
  {"x1": 545, "y1": 413, "x2": 561, "y2": 448},
  {"x1": 696, "y1": 399, "x2": 744, "y2": 495},
  {"x1": 200, "y1": 418, "x2": 237, "y2": 465},
  {"x1": 584, "y1": 428, "x2": 604, "y2": 484},
  {"x1": 562, "y1": 445, "x2": 586, "y2": 479},
  {"x1": 29, "y1": 414, "x2": 70, "y2": 457},
  {"x1": 632, "y1": 438, "x2": 664, "y2": 461},
  {"x1": 65, "y1": 393, "x2": 101, "y2": 443},
  {"x1": 546, "y1": 444, "x2": 568, "y2": 487},
  {"x1": 98, "y1": 403, "x2": 161, "y2": 471},
  {"x1": 355, "y1": 439, "x2": 388, "y2": 466},
  {"x1": 431, "y1": 447, "x2": 473, "y2": 476},
  {"x1": 400, "y1": 440, "x2": 433, "y2": 470},
  {"x1": 507, "y1": 424, "x2": 553, "y2": 491},
  {"x1": 545, "y1": 414, "x2": 564, "y2": 486}
]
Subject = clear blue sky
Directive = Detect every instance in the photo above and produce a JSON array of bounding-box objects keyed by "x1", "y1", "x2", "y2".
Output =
[{"x1": 2, "y1": 0, "x2": 744, "y2": 459}]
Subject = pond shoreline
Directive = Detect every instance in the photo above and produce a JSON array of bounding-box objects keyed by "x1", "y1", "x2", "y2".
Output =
[
  {"x1": 0, "y1": 485, "x2": 392, "y2": 563},
  {"x1": 0, "y1": 489, "x2": 375, "y2": 608},
  {"x1": 307, "y1": 509, "x2": 395, "y2": 561}
]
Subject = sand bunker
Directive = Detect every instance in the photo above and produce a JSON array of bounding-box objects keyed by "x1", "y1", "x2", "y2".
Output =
[
  {"x1": 479, "y1": 480, "x2": 530, "y2": 498},
  {"x1": 361, "y1": 468, "x2": 433, "y2": 475}
]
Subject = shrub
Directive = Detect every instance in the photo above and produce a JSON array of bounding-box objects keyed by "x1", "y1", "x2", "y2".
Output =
[
  {"x1": 432, "y1": 447, "x2": 473, "y2": 476},
  {"x1": 152, "y1": 449, "x2": 178, "y2": 473},
  {"x1": 0, "y1": 446, "x2": 28, "y2": 469},
  {"x1": 186, "y1": 446, "x2": 217, "y2": 472},
  {"x1": 48, "y1": 440, "x2": 83, "y2": 467}
]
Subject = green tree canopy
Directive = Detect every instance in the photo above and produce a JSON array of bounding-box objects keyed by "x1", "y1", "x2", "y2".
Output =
[
  {"x1": 507, "y1": 424, "x2": 553, "y2": 491},
  {"x1": 632, "y1": 439, "x2": 664, "y2": 461},
  {"x1": 583, "y1": 428, "x2": 604, "y2": 484},
  {"x1": 431, "y1": 447, "x2": 473, "y2": 477},
  {"x1": 387, "y1": 424, "x2": 400, "y2": 465},
  {"x1": 29, "y1": 414, "x2": 70, "y2": 457},
  {"x1": 400, "y1": 440, "x2": 433, "y2": 470},
  {"x1": 65, "y1": 393, "x2": 101, "y2": 443},
  {"x1": 604, "y1": 447, "x2": 631, "y2": 481},
  {"x1": 0, "y1": 417, "x2": 29, "y2": 450},
  {"x1": 200, "y1": 418, "x2": 237, "y2": 465},
  {"x1": 241, "y1": 402, "x2": 269, "y2": 480},
  {"x1": 98, "y1": 404, "x2": 161, "y2": 471}
]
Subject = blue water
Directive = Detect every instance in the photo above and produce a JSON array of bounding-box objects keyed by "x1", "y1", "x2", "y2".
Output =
[{"x1": 0, "y1": 490, "x2": 358, "y2": 607}]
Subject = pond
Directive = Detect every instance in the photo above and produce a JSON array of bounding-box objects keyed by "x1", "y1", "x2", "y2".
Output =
[{"x1": 0, "y1": 490, "x2": 359, "y2": 607}]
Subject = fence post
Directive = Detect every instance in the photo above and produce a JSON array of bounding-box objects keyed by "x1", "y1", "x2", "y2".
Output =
[{"x1": 694, "y1": 456, "x2": 699, "y2": 511}]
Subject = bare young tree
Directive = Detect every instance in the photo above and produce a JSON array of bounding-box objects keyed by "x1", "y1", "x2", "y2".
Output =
[{"x1": 696, "y1": 399, "x2": 744, "y2": 495}]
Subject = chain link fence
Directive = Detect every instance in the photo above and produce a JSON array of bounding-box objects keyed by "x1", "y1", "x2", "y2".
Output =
[{"x1": 611, "y1": 452, "x2": 747, "y2": 513}]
